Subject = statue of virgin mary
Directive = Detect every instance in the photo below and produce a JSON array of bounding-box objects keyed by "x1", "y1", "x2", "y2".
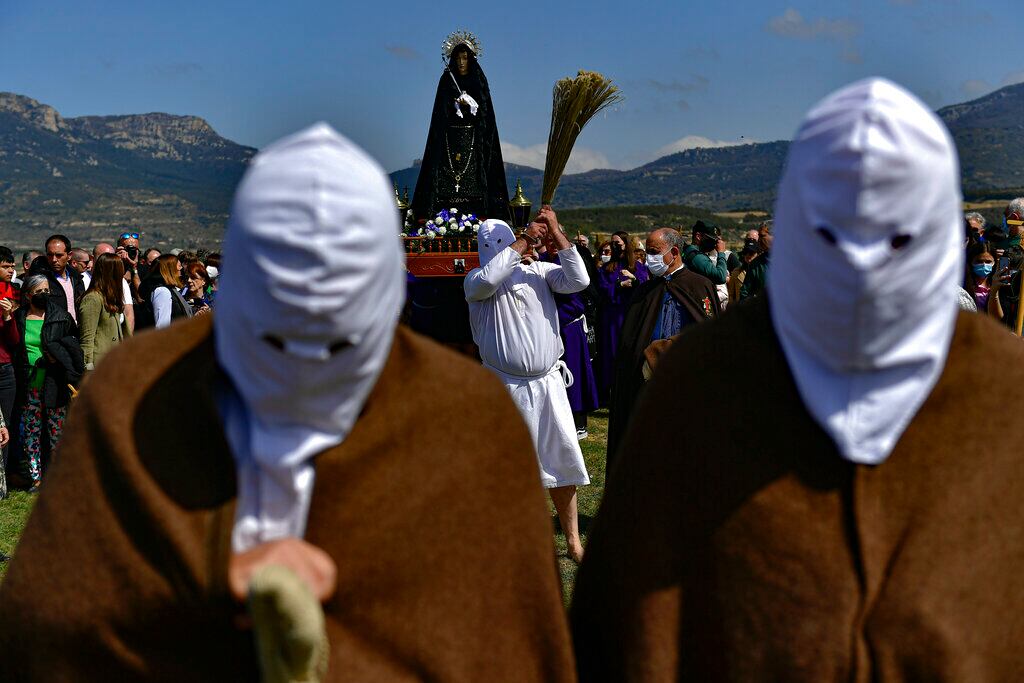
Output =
[{"x1": 411, "y1": 30, "x2": 510, "y2": 222}]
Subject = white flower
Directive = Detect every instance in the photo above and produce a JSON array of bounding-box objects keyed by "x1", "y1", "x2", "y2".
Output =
[
  {"x1": 437, "y1": 225, "x2": 447, "y2": 235},
  {"x1": 450, "y1": 207, "x2": 458, "y2": 214},
  {"x1": 449, "y1": 217, "x2": 458, "y2": 225},
  {"x1": 461, "y1": 214, "x2": 467, "y2": 221},
  {"x1": 434, "y1": 217, "x2": 444, "y2": 226},
  {"x1": 425, "y1": 229, "x2": 437, "y2": 239},
  {"x1": 406, "y1": 209, "x2": 413, "y2": 216},
  {"x1": 472, "y1": 223, "x2": 480, "y2": 233}
]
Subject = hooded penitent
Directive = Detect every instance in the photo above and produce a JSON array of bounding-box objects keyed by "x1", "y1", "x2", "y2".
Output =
[
  {"x1": 477, "y1": 218, "x2": 518, "y2": 267},
  {"x1": 768, "y1": 78, "x2": 963, "y2": 464},
  {"x1": 215, "y1": 122, "x2": 404, "y2": 551}
]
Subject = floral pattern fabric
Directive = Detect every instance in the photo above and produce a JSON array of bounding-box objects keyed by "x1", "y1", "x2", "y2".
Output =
[{"x1": 20, "y1": 388, "x2": 66, "y2": 484}]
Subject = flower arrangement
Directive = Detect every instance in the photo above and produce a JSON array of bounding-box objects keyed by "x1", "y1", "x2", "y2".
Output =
[{"x1": 402, "y1": 208, "x2": 482, "y2": 239}]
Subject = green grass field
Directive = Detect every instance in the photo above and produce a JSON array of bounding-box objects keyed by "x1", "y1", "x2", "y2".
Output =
[
  {"x1": 0, "y1": 491, "x2": 35, "y2": 579},
  {"x1": 552, "y1": 409, "x2": 608, "y2": 605},
  {"x1": 0, "y1": 415, "x2": 610, "y2": 599}
]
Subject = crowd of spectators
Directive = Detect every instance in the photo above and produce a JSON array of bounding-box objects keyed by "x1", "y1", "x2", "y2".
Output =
[
  {"x1": 557, "y1": 220, "x2": 773, "y2": 439},
  {"x1": 0, "y1": 233, "x2": 219, "y2": 497},
  {"x1": 963, "y1": 199, "x2": 1024, "y2": 329}
]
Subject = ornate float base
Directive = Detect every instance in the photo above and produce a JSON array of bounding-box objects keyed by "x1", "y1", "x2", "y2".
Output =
[{"x1": 403, "y1": 236, "x2": 480, "y2": 277}]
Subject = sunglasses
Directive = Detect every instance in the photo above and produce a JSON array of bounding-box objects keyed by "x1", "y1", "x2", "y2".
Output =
[{"x1": 120, "y1": 232, "x2": 140, "y2": 239}]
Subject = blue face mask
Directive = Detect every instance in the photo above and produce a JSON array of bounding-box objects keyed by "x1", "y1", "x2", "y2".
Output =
[{"x1": 973, "y1": 262, "x2": 994, "y2": 278}]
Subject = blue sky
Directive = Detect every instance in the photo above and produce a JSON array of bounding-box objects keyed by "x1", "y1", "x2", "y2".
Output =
[{"x1": 1, "y1": 0, "x2": 1019, "y2": 173}]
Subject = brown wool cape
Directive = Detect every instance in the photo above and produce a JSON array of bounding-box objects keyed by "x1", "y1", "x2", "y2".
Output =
[
  {"x1": 0, "y1": 316, "x2": 576, "y2": 682},
  {"x1": 606, "y1": 269, "x2": 720, "y2": 465},
  {"x1": 572, "y1": 295, "x2": 1024, "y2": 682}
]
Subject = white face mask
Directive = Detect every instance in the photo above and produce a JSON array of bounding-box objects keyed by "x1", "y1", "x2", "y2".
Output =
[
  {"x1": 646, "y1": 249, "x2": 671, "y2": 277},
  {"x1": 215, "y1": 123, "x2": 404, "y2": 550},
  {"x1": 600, "y1": 254, "x2": 611, "y2": 264},
  {"x1": 768, "y1": 78, "x2": 962, "y2": 465}
]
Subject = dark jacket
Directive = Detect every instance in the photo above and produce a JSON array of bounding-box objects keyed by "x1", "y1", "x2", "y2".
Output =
[
  {"x1": 15, "y1": 302, "x2": 83, "y2": 408},
  {"x1": 43, "y1": 268, "x2": 85, "y2": 324},
  {"x1": 740, "y1": 251, "x2": 771, "y2": 300},
  {"x1": 606, "y1": 266, "x2": 720, "y2": 465}
]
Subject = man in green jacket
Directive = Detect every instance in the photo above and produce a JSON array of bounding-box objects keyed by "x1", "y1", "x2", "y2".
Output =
[{"x1": 683, "y1": 221, "x2": 729, "y2": 285}]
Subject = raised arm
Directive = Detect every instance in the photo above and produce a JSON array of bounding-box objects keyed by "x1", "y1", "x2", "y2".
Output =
[
  {"x1": 465, "y1": 221, "x2": 547, "y2": 302},
  {"x1": 545, "y1": 246, "x2": 590, "y2": 294},
  {"x1": 464, "y1": 247, "x2": 522, "y2": 302},
  {"x1": 536, "y1": 206, "x2": 590, "y2": 294}
]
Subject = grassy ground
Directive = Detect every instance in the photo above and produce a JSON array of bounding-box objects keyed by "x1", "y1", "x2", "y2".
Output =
[
  {"x1": 0, "y1": 416, "x2": 610, "y2": 599},
  {"x1": 0, "y1": 491, "x2": 35, "y2": 579},
  {"x1": 551, "y1": 409, "x2": 608, "y2": 606}
]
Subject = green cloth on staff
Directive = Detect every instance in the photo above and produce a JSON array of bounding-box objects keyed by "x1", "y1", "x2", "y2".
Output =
[{"x1": 25, "y1": 319, "x2": 45, "y2": 391}]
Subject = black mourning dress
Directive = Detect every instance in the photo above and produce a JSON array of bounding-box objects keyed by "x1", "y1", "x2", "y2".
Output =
[{"x1": 411, "y1": 53, "x2": 509, "y2": 222}]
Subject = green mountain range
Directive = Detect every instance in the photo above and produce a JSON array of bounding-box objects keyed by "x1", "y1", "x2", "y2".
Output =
[
  {"x1": 0, "y1": 92, "x2": 254, "y2": 250},
  {"x1": 2, "y1": 81, "x2": 1024, "y2": 250},
  {"x1": 393, "y1": 82, "x2": 1024, "y2": 212}
]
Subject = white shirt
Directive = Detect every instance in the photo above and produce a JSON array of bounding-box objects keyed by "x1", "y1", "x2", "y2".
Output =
[
  {"x1": 152, "y1": 287, "x2": 172, "y2": 328},
  {"x1": 465, "y1": 245, "x2": 589, "y2": 377}
]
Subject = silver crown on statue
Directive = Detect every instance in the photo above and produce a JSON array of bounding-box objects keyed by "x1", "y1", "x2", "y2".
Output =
[{"x1": 441, "y1": 29, "x2": 482, "y2": 61}]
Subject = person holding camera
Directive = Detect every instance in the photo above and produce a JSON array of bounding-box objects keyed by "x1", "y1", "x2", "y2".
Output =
[
  {"x1": 683, "y1": 221, "x2": 729, "y2": 286},
  {"x1": 116, "y1": 231, "x2": 144, "y2": 293}
]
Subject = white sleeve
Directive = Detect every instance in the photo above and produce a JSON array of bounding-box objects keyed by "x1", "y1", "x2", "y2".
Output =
[
  {"x1": 152, "y1": 288, "x2": 172, "y2": 328},
  {"x1": 464, "y1": 248, "x2": 522, "y2": 302},
  {"x1": 122, "y1": 279, "x2": 133, "y2": 305},
  {"x1": 543, "y1": 245, "x2": 590, "y2": 294}
]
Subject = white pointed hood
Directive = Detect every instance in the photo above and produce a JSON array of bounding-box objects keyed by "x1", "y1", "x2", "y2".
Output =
[
  {"x1": 478, "y1": 219, "x2": 518, "y2": 267},
  {"x1": 768, "y1": 78, "x2": 963, "y2": 464},
  {"x1": 214, "y1": 122, "x2": 404, "y2": 551}
]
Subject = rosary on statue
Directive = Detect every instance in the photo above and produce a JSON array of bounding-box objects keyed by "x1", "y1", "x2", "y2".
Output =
[{"x1": 445, "y1": 131, "x2": 475, "y2": 193}]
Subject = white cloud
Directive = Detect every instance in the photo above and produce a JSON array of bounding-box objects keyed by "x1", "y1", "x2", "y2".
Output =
[
  {"x1": 501, "y1": 141, "x2": 612, "y2": 174},
  {"x1": 961, "y1": 79, "x2": 992, "y2": 98},
  {"x1": 960, "y1": 70, "x2": 1024, "y2": 99},
  {"x1": 651, "y1": 135, "x2": 750, "y2": 160},
  {"x1": 766, "y1": 8, "x2": 860, "y2": 41},
  {"x1": 1001, "y1": 71, "x2": 1024, "y2": 87}
]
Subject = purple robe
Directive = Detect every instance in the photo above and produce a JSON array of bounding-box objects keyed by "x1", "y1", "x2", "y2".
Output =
[
  {"x1": 595, "y1": 261, "x2": 649, "y2": 404},
  {"x1": 555, "y1": 292, "x2": 599, "y2": 414}
]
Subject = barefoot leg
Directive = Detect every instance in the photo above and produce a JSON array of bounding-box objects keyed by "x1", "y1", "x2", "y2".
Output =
[{"x1": 549, "y1": 485, "x2": 583, "y2": 563}]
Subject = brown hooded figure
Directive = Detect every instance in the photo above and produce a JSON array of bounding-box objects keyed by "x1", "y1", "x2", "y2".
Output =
[
  {"x1": 572, "y1": 79, "x2": 1024, "y2": 680},
  {"x1": 0, "y1": 124, "x2": 575, "y2": 682}
]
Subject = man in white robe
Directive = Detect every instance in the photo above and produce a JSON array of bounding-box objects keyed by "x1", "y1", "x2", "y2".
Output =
[{"x1": 465, "y1": 207, "x2": 590, "y2": 562}]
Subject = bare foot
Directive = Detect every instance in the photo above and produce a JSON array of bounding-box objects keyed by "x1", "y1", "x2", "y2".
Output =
[{"x1": 567, "y1": 540, "x2": 584, "y2": 565}]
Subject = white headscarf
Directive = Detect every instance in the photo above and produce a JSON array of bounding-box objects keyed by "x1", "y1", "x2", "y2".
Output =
[
  {"x1": 768, "y1": 78, "x2": 963, "y2": 465},
  {"x1": 215, "y1": 122, "x2": 404, "y2": 551},
  {"x1": 478, "y1": 219, "x2": 518, "y2": 267}
]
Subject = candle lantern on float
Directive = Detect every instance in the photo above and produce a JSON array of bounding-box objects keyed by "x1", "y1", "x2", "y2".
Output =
[
  {"x1": 508, "y1": 179, "x2": 532, "y2": 228},
  {"x1": 395, "y1": 184, "x2": 410, "y2": 225}
]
